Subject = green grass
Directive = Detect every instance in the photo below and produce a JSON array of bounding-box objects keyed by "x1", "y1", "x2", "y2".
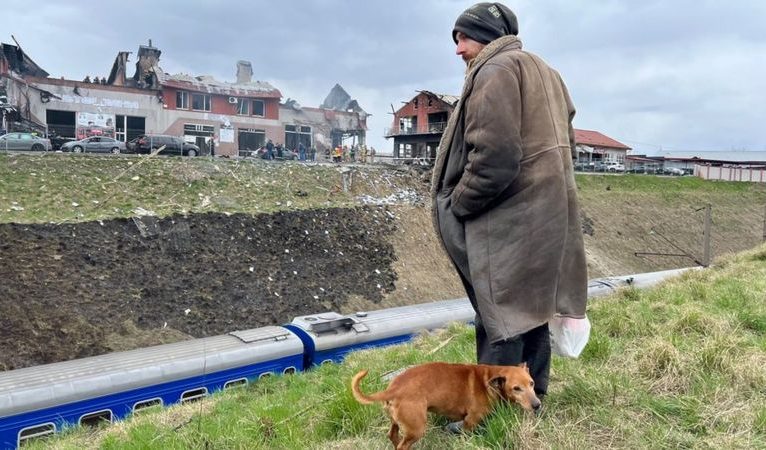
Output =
[
  {"x1": 574, "y1": 172, "x2": 761, "y2": 194},
  {"x1": 0, "y1": 153, "x2": 420, "y2": 223},
  {"x1": 30, "y1": 244, "x2": 766, "y2": 449},
  {"x1": 2, "y1": 154, "x2": 764, "y2": 226}
]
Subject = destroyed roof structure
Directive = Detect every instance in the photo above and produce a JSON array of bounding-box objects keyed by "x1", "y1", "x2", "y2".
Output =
[
  {"x1": 0, "y1": 42, "x2": 48, "y2": 78},
  {"x1": 159, "y1": 72, "x2": 281, "y2": 98},
  {"x1": 419, "y1": 90, "x2": 459, "y2": 107},
  {"x1": 2, "y1": 37, "x2": 366, "y2": 157},
  {"x1": 0, "y1": 41, "x2": 50, "y2": 134},
  {"x1": 320, "y1": 83, "x2": 368, "y2": 116},
  {"x1": 104, "y1": 41, "x2": 281, "y2": 98}
]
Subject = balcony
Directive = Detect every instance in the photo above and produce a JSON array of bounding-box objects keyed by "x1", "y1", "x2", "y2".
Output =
[{"x1": 384, "y1": 122, "x2": 448, "y2": 137}]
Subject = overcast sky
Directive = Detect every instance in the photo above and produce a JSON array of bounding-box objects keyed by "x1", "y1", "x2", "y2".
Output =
[{"x1": 5, "y1": 0, "x2": 766, "y2": 154}]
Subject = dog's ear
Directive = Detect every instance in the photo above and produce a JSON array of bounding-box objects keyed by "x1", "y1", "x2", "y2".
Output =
[
  {"x1": 489, "y1": 376, "x2": 506, "y2": 392},
  {"x1": 518, "y1": 362, "x2": 529, "y2": 373}
]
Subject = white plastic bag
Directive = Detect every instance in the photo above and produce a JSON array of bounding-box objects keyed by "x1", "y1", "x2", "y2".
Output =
[{"x1": 549, "y1": 315, "x2": 591, "y2": 358}]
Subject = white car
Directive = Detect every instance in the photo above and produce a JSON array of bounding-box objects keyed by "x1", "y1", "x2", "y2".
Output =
[
  {"x1": 606, "y1": 163, "x2": 625, "y2": 172},
  {"x1": 665, "y1": 167, "x2": 685, "y2": 176}
]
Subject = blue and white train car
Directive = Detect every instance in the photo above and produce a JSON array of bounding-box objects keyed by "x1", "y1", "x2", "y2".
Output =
[
  {"x1": 0, "y1": 268, "x2": 694, "y2": 449},
  {"x1": 285, "y1": 298, "x2": 475, "y2": 367},
  {"x1": 0, "y1": 326, "x2": 303, "y2": 449}
]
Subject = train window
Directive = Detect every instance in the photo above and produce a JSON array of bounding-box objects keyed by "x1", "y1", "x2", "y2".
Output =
[
  {"x1": 283, "y1": 366, "x2": 296, "y2": 375},
  {"x1": 79, "y1": 410, "x2": 113, "y2": 427},
  {"x1": 133, "y1": 398, "x2": 163, "y2": 412},
  {"x1": 258, "y1": 372, "x2": 274, "y2": 380},
  {"x1": 224, "y1": 378, "x2": 248, "y2": 390},
  {"x1": 18, "y1": 423, "x2": 55, "y2": 446},
  {"x1": 180, "y1": 387, "x2": 208, "y2": 403}
]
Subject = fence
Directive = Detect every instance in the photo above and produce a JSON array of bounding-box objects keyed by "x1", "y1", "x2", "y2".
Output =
[{"x1": 695, "y1": 164, "x2": 766, "y2": 183}]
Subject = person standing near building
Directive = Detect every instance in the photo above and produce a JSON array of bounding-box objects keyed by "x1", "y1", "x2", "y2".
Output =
[
  {"x1": 298, "y1": 142, "x2": 306, "y2": 161},
  {"x1": 266, "y1": 139, "x2": 274, "y2": 160},
  {"x1": 431, "y1": 2, "x2": 587, "y2": 416}
]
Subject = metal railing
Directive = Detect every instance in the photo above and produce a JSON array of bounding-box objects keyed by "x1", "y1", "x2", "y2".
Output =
[{"x1": 384, "y1": 122, "x2": 448, "y2": 136}]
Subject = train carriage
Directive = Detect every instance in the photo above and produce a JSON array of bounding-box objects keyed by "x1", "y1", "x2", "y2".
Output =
[{"x1": 0, "y1": 326, "x2": 303, "y2": 449}]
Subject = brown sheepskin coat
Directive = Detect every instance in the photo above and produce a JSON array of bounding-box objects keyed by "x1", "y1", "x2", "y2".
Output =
[{"x1": 431, "y1": 35, "x2": 587, "y2": 343}]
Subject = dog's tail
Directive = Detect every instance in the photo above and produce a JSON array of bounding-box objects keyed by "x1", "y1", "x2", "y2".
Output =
[{"x1": 351, "y1": 370, "x2": 388, "y2": 405}]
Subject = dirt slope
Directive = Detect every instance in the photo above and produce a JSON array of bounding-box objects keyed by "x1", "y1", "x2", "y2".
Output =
[
  {"x1": 1, "y1": 161, "x2": 764, "y2": 370},
  {"x1": 0, "y1": 208, "x2": 399, "y2": 370}
]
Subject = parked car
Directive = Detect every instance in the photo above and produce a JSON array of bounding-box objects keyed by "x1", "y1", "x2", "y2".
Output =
[
  {"x1": 0, "y1": 132, "x2": 52, "y2": 151},
  {"x1": 127, "y1": 134, "x2": 200, "y2": 156},
  {"x1": 253, "y1": 147, "x2": 299, "y2": 160},
  {"x1": 664, "y1": 167, "x2": 685, "y2": 176},
  {"x1": 592, "y1": 161, "x2": 609, "y2": 172},
  {"x1": 61, "y1": 136, "x2": 126, "y2": 154},
  {"x1": 606, "y1": 162, "x2": 625, "y2": 172}
]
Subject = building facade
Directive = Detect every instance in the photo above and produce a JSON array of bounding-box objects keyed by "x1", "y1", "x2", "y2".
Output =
[
  {"x1": 384, "y1": 90, "x2": 457, "y2": 161},
  {"x1": 386, "y1": 91, "x2": 629, "y2": 165},
  {"x1": 573, "y1": 129, "x2": 632, "y2": 164},
  {"x1": 1, "y1": 41, "x2": 367, "y2": 157}
]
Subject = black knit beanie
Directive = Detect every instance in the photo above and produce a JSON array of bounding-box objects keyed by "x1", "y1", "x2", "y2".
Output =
[{"x1": 452, "y1": 2, "x2": 518, "y2": 44}]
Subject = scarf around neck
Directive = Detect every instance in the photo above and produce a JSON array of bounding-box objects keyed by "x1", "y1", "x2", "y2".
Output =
[{"x1": 430, "y1": 35, "x2": 523, "y2": 198}]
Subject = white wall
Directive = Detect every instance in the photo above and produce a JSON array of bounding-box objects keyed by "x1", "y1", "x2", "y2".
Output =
[{"x1": 695, "y1": 164, "x2": 766, "y2": 183}]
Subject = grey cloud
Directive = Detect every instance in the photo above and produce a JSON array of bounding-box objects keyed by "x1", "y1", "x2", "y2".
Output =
[{"x1": 4, "y1": 0, "x2": 764, "y2": 153}]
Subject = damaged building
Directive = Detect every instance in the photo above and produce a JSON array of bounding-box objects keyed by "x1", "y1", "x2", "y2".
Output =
[
  {"x1": 0, "y1": 39, "x2": 367, "y2": 157},
  {"x1": 384, "y1": 90, "x2": 457, "y2": 162},
  {"x1": 276, "y1": 83, "x2": 369, "y2": 155}
]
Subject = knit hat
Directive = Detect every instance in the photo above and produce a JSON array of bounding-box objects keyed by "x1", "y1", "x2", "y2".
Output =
[{"x1": 452, "y1": 2, "x2": 518, "y2": 44}]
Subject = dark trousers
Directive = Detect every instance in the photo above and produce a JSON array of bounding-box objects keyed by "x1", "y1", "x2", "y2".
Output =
[
  {"x1": 475, "y1": 318, "x2": 551, "y2": 397},
  {"x1": 460, "y1": 273, "x2": 551, "y2": 396}
]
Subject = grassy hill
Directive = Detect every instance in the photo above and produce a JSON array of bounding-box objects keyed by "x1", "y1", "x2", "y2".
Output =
[
  {"x1": 28, "y1": 243, "x2": 766, "y2": 449},
  {"x1": 2, "y1": 153, "x2": 763, "y2": 281}
]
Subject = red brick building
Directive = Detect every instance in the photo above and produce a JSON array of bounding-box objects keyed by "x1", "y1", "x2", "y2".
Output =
[
  {"x1": 384, "y1": 90, "x2": 458, "y2": 161},
  {"x1": 386, "y1": 91, "x2": 631, "y2": 166}
]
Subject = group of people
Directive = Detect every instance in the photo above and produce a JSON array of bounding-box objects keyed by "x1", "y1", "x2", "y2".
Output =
[
  {"x1": 260, "y1": 140, "x2": 316, "y2": 161},
  {"x1": 255, "y1": 140, "x2": 377, "y2": 164},
  {"x1": 330, "y1": 144, "x2": 376, "y2": 163}
]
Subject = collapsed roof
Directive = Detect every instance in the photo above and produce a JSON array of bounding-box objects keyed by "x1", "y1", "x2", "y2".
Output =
[
  {"x1": 418, "y1": 90, "x2": 459, "y2": 107},
  {"x1": 321, "y1": 84, "x2": 368, "y2": 116},
  {"x1": 1, "y1": 42, "x2": 48, "y2": 78}
]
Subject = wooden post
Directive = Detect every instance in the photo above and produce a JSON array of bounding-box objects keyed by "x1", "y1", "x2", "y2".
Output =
[
  {"x1": 762, "y1": 203, "x2": 766, "y2": 243},
  {"x1": 703, "y1": 204, "x2": 712, "y2": 266}
]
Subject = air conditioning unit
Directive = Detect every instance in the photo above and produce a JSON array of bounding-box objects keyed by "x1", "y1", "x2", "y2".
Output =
[{"x1": 228, "y1": 97, "x2": 238, "y2": 104}]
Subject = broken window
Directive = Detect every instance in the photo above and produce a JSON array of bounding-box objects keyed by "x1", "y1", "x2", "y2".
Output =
[
  {"x1": 191, "y1": 93, "x2": 211, "y2": 111},
  {"x1": 126, "y1": 116, "x2": 146, "y2": 142},
  {"x1": 399, "y1": 116, "x2": 416, "y2": 134},
  {"x1": 238, "y1": 128, "x2": 265, "y2": 152},
  {"x1": 284, "y1": 125, "x2": 312, "y2": 150},
  {"x1": 176, "y1": 91, "x2": 189, "y2": 109},
  {"x1": 252, "y1": 100, "x2": 265, "y2": 116},
  {"x1": 237, "y1": 99, "x2": 248, "y2": 115}
]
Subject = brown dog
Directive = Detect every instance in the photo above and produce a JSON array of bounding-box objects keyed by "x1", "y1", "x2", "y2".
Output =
[{"x1": 351, "y1": 362, "x2": 540, "y2": 449}]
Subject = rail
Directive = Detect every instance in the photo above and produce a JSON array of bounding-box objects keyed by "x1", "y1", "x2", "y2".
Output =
[{"x1": 384, "y1": 122, "x2": 448, "y2": 136}]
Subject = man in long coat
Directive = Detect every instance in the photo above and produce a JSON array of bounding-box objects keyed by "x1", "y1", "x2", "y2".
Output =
[{"x1": 432, "y1": 2, "x2": 588, "y2": 401}]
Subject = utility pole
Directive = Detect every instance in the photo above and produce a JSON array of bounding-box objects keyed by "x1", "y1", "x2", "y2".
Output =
[{"x1": 703, "y1": 204, "x2": 712, "y2": 266}]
